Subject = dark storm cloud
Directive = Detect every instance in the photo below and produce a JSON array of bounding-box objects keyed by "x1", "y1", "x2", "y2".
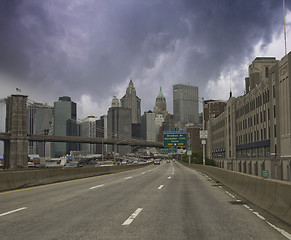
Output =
[{"x1": 0, "y1": 0, "x2": 290, "y2": 115}]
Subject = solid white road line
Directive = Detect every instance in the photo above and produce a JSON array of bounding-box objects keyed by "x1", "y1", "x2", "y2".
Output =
[
  {"x1": 158, "y1": 185, "x2": 164, "y2": 190},
  {"x1": 122, "y1": 208, "x2": 143, "y2": 226},
  {"x1": 90, "y1": 184, "x2": 104, "y2": 190},
  {"x1": 0, "y1": 207, "x2": 27, "y2": 217},
  {"x1": 124, "y1": 176, "x2": 133, "y2": 180}
]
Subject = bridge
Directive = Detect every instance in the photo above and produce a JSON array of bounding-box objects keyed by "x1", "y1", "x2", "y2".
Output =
[{"x1": 0, "y1": 94, "x2": 163, "y2": 169}]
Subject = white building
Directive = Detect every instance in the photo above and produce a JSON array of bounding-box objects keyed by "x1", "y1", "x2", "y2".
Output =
[{"x1": 81, "y1": 115, "x2": 98, "y2": 154}]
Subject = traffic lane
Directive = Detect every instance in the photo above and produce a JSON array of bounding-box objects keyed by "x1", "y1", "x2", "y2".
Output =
[
  {"x1": 0, "y1": 163, "x2": 158, "y2": 212},
  {"x1": 117, "y1": 162, "x2": 288, "y2": 240},
  {"x1": 0, "y1": 161, "x2": 173, "y2": 240}
]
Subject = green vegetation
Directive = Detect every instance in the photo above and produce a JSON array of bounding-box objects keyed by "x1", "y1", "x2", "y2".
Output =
[{"x1": 182, "y1": 150, "x2": 216, "y2": 166}]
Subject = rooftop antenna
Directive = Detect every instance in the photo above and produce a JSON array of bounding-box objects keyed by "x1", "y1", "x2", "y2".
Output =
[
  {"x1": 283, "y1": 0, "x2": 287, "y2": 55},
  {"x1": 229, "y1": 75, "x2": 232, "y2": 98}
]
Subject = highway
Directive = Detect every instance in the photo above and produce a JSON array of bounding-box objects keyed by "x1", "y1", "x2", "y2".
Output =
[{"x1": 1, "y1": 161, "x2": 291, "y2": 240}]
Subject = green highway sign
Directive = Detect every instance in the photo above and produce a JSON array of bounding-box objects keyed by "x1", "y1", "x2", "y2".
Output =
[
  {"x1": 161, "y1": 148, "x2": 169, "y2": 153},
  {"x1": 262, "y1": 170, "x2": 269, "y2": 178},
  {"x1": 163, "y1": 130, "x2": 187, "y2": 147}
]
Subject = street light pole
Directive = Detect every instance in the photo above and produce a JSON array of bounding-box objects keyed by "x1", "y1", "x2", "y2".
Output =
[{"x1": 202, "y1": 97, "x2": 205, "y2": 165}]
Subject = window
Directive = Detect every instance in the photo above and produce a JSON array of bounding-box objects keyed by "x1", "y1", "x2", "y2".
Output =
[
  {"x1": 274, "y1": 125, "x2": 277, "y2": 138},
  {"x1": 265, "y1": 67, "x2": 269, "y2": 78},
  {"x1": 274, "y1": 105, "x2": 276, "y2": 118},
  {"x1": 273, "y1": 85, "x2": 275, "y2": 98}
]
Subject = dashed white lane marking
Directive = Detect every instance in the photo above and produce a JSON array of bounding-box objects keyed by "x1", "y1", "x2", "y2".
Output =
[
  {"x1": 267, "y1": 221, "x2": 291, "y2": 240},
  {"x1": 168, "y1": 177, "x2": 171, "y2": 180},
  {"x1": 90, "y1": 184, "x2": 104, "y2": 190},
  {"x1": 158, "y1": 185, "x2": 164, "y2": 190},
  {"x1": 225, "y1": 191, "x2": 235, "y2": 199},
  {"x1": 243, "y1": 204, "x2": 291, "y2": 239},
  {"x1": 0, "y1": 207, "x2": 27, "y2": 217},
  {"x1": 124, "y1": 176, "x2": 132, "y2": 180},
  {"x1": 141, "y1": 172, "x2": 145, "y2": 175},
  {"x1": 122, "y1": 208, "x2": 143, "y2": 226},
  {"x1": 203, "y1": 170, "x2": 291, "y2": 239}
]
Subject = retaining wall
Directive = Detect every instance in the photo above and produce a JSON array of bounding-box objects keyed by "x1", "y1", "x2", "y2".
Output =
[
  {"x1": 0, "y1": 163, "x2": 151, "y2": 192},
  {"x1": 180, "y1": 161, "x2": 291, "y2": 225}
]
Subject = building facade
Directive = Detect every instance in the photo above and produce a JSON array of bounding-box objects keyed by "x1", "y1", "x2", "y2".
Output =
[
  {"x1": 27, "y1": 102, "x2": 53, "y2": 157},
  {"x1": 107, "y1": 97, "x2": 132, "y2": 155},
  {"x1": 141, "y1": 111, "x2": 156, "y2": 141},
  {"x1": 207, "y1": 52, "x2": 291, "y2": 181},
  {"x1": 120, "y1": 80, "x2": 141, "y2": 124},
  {"x1": 173, "y1": 84, "x2": 199, "y2": 128},
  {"x1": 154, "y1": 87, "x2": 167, "y2": 117},
  {"x1": 53, "y1": 96, "x2": 79, "y2": 158},
  {"x1": 81, "y1": 115, "x2": 98, "y2": 154}
]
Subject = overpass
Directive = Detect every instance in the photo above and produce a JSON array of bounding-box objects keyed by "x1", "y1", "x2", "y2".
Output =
[{"x1": 0, "y1": 94, "x2": 163, "y2": 169}]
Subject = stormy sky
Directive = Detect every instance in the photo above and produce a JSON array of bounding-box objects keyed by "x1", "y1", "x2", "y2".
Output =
[{"x1": 0, "y1": 0, "x2": 290, "y2": 119}]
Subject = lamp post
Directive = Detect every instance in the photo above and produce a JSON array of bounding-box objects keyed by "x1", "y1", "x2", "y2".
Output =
[{"x1": 202, "y1": 97, "x2": 206, "y2": 165}]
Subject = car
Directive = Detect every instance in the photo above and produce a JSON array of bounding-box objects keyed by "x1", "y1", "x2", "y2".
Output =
[
  {"x1": 154, "y1": 160, "x2": 160, "y2": 165},
  {"x1": 63, "y1": 162, "x2": 82, "y2": 168},
  {"x1": 166, "y1": 160, "x2": 170, "y2": 163},
  {"x1": 121, "y1": 160, "x2": 127, "y2": 165},
  {"x1": 133, "y1": 160, "x2": 138, "y2": 164},
  {"x1": 99, "y1": 161, "x2": 115, "y2": 167}
]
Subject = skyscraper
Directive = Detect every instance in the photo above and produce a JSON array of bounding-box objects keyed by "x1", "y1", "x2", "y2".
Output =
[
  {"x1": 154, "y1": 87, "x2": 167, "y2": 117},
  {"x1": 81, "y1": 115, "x2": 98, "y2": 154},
  {"x1": 27, "y1": 102, "x2": 53, "y2": 157},
  {"x1": 107, "y1": 97, "x2": 132, "y2": 155},
  {"x1": 173, "y1": 84, "x2": 199, "y2": 128},
  {"x1": 120, "y1": 80, "x2": 141, "y2": 124},
  {"x1": 53, "y1": 96, "x2": 79, "y2": 157}
]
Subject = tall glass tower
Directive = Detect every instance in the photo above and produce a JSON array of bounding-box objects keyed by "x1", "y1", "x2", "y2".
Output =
[{"x1": 173, "y1": 84, "x2": 199, "y2": 127}]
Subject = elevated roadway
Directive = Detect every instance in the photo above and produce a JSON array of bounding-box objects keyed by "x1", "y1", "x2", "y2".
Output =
[{"x1": 1, "y1": 162, "x2": 290, "y2": 239}]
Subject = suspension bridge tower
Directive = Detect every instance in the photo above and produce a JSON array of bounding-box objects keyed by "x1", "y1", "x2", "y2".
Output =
[{"x1": 4, "y1": 94, "x2": 28, "y2": 168}]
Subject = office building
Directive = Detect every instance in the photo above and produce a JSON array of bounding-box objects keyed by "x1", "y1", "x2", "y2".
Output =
[
  {"x1": 0, "y1": 100, "x2": 5, "y2": 157},
  {"x1": 207, "y1": 52, "x2": 291, "y2": 181},
  {"x1": 154, "y1": 87, "x2": 167, "y2": 117},
  {"x1": 27, "y1": 102, "x2": 53, "y2": 157},
  {"x1": 107, "y1": 97, "x2": 132, "y2": 155},
  {"x1": 173, "y1": 84, "x2": 199, "y2": 128},
  {"x1": 96, "y1": 115, "x2": 108, "y2": 155},
  {"x1": 81, "y1": 115, "x2": 98, "y2": 154},
  {"x1": 141, "y1": 111, "x2": 156, "y2": 141},
  {"x1": 53, "y1": 96, "x2": 79, "y2": 157},
  {"x1": 120, "y1": 80, "x2": 141, "y2": 124}
]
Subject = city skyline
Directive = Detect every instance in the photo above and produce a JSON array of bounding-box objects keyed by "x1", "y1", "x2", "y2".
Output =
[{"x1": 0, "y1": 1, "x2": 290, "y2": 119}]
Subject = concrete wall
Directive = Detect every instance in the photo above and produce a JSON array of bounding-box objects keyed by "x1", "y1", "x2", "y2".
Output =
[
  {"x1": 0, "y1": 163, "x2": 151, "y2": 192},
  {"x1": 180, "y1": 161, "x2": 291, "y2": 225}
]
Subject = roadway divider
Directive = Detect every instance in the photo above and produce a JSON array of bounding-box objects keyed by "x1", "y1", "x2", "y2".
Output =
[
  {"x1": 179, "y1": 161, "x2": 291, "y2": 225},
  {"x1": 0, "y1": 163, "x2": 152, "y2": 192}
]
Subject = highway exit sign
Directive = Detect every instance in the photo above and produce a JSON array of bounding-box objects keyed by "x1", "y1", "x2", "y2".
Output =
[{"x1": 163, "y1": 130, "x2": 187, "y2": 147}]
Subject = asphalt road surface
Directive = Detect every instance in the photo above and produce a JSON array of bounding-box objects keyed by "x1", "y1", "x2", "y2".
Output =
[{"x1": 1, "y1": 161, "x2": 291, "y2": 240}]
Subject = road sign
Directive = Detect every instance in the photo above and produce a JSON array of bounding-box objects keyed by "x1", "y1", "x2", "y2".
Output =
[
  {"x1": 161, "y1": 148, "x2": 169, "y2": 153},
  {"x1": 200, "y1": 130, "x2": 208, "y2": 139},
  {"x1": 163, "y1": 131, "x2": 187, "y2": 147},
  {"x1": 262, "y1": 170, "x2": 269, "y2": 178},
  {"x1": 201, "y1": 139, "x2": 206, "y2": 145}
]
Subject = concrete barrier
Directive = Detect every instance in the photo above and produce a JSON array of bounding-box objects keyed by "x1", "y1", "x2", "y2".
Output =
[
  {"x1": 179, "y1": 161, "x2": 291, "y2": 225},
  {"x1": 0, "y1": 163, "x2": 151, "y2": 192}
]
